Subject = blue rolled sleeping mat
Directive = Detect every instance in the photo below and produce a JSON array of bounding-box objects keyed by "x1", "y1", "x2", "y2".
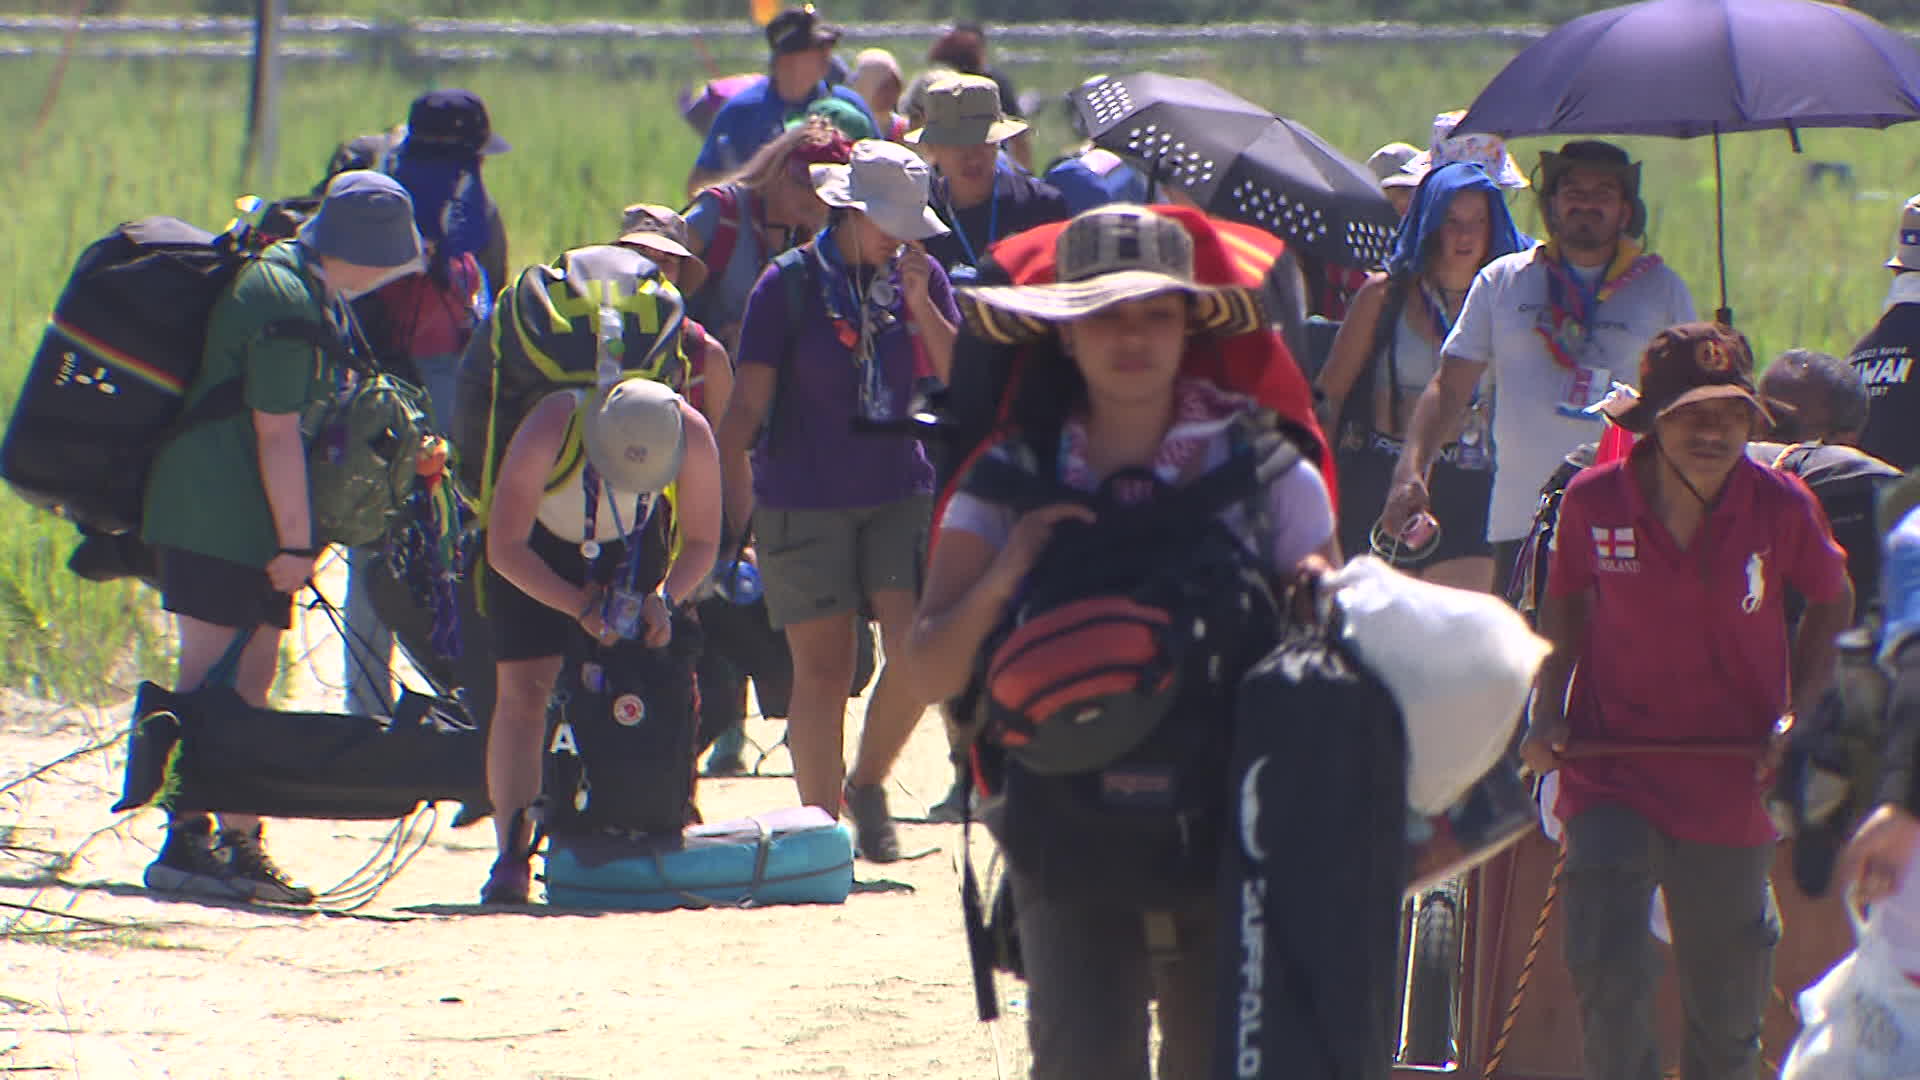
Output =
[{"x1": 542, "y1": 806, "x2": 855, "y2": 911}]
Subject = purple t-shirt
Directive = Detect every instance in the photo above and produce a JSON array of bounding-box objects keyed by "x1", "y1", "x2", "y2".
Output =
[{"x1": 735, "y1": 241, "x2": 959, "y2": 510}]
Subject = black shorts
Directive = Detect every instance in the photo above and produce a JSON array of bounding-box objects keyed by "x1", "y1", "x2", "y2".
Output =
[
  {"x1": 1335, "y1": 441, "x2": 1493, "y2": 567},
  {"x1": 484, "y1": 521, "x2": 667, "y2": 663},
  {"x1": 157, "y1": 547, "x2": 294, "y2": 631}
]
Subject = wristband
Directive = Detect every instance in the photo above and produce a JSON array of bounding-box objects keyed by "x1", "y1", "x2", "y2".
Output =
[{"x1": 278, "y1": 545, "x2": 319, "y2": 558}]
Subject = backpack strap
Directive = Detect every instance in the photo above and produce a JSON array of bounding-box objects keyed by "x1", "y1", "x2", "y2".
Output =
[
  {"x1": 698, "y1": 184, "x2": 744, "y2": 284},
  {"x1": 1336, "y1": 276, "x2": 1409, "y2": 439},
  {"x1": 759, "y1": 246, "x2": 813, "y2": 451},
  {"x1": 160, "y1": 318, "x2": 353, "y2": 445}
]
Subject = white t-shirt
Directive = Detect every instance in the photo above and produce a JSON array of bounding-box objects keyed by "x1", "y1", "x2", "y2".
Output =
[{"x1": 1443, "y1": 247, "x2": 1696, "y2": 541}]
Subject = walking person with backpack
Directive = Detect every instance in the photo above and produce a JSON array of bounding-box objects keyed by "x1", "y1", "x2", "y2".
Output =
[
  {"x1": 909, "y1": 205, "x2": 1337, "y2": 1078},
  {"x1": 139, "y1": 171, "x2": 426, "y2": 904},
  {"x1": 715, "y1": 139, "x2": 958, "y2": 862},
  {"x1": 1316, "y1": 161, "x2": 1529, "y2": 591},
  {"x1": 682, "y1": 118, "x2": 853, "y2": 353},
  {"x1": 910, "y1": 73, "x2": 1069, "y2": 287},
  {"x1": 1526, "y1": 323, "x2": 1852, "y2": 1080},
  {"x1": 684, "y1": 6, "x2": 876, "y2": 196}
]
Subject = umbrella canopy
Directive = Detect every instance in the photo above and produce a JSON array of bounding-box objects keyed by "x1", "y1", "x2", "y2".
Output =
[
  {"x1": 1455, "y1": 0, "x2": 1920, "y2": 138},
  {"x1": 1453, "y1": 0, "x2": 1920, "y2": 323},
  {"x1": 1069, "y1": 73, "x2": 1399, "y2": 269}
]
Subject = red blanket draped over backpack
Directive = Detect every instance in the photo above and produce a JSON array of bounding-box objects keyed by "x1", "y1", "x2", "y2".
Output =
[{"x1": 975, "y1": 205, "x2": 1334, "y2": 500}]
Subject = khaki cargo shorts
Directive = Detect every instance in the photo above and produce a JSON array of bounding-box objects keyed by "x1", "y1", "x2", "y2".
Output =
[{"x1": 756, "y1": 495, "x2": 932, "y2": 630}]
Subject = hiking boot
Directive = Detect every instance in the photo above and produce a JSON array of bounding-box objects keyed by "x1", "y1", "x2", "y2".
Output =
[
  {"x1": 924, "y1": 765, "x2": 972, "y2": 825},
  {"x1": 479, "y1": 856, "x2": 532, "y2": 906},
  {"x1": 844, "y1": 782, "x2": 902, "y2": 863},
  {"x1": 144, "y1": 818, "x2": 253, "y2": 902},
  {"x1": 217, "y1": 826, "x2": 316, "y2": 906}
]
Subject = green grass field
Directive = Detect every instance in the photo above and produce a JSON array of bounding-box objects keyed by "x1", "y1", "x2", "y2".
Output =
[{"x1": 4, "y1": 34, "x2": 1919, "y2": 700}]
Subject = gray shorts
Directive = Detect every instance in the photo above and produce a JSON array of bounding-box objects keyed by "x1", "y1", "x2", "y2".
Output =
[{"x1": 756, "y1": 495, "x2": 931, "y2": 629}]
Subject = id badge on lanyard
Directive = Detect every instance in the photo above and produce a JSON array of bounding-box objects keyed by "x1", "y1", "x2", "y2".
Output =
[{"x1": 1557, "y1": 360, "x2": 1611, "y2": 419}]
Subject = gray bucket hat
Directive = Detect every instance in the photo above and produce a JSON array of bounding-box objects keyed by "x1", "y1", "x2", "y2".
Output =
[
  {"x1": 810, "y1": 140, "x2": 949, "y2": 243},
  {"x1": 298, "y1": 170, "x2": 425, "y2": 270},
  {"x1": 583, "y1": 378, "x2": 688, "y2": 496}
]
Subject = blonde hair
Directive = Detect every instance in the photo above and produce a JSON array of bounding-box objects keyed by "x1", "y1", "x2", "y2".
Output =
[{"x1": 725, "y1": 115, "x2": 843, "y2": 194}]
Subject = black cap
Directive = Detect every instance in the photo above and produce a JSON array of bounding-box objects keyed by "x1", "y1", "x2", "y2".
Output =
[
  {"x1": 403, "y1": 89, "x2": 511, "y2": 156},
  {"x1": 766, "y1": 6, "x2": 841, "y2": 56}
]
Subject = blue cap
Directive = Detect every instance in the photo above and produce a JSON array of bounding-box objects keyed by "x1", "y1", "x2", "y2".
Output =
[{"x1": 297, "y1": 170, "x2": 425, "y2": 270}]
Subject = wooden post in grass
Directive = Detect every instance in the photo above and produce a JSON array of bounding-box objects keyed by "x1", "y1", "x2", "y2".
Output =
[{"x1": 240, "y1": 0, "x2": 284, "y2": 191}]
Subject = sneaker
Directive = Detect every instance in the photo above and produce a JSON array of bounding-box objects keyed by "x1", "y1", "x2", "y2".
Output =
[
  {"x1": 925, "y1": 766, "x2": 972, "y2": 825},
  {"x1": 217, "y1": 826, "x2": 316, "y2": 906},
  {"x1": 844, "y1": 782, "x2": 902, "y2": 863},
  {"x1": 479, "y1": 856, "x2": 532, "y2": 905},
  {"x1": 144, "y1": 819, "x2": 254, "y2": 902}
]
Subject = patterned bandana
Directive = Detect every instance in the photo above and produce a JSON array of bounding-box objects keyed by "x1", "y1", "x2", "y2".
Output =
[
  {"x1": 1058, "y1": 377, "x2": 1251, "y2": 498},
  {"x1": 1532, "y1": 238, "x2": 1664, "y2": 370}
]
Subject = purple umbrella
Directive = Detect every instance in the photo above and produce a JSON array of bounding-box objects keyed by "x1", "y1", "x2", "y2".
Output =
[{"x1": 1454, "y1": 0, "x2": 1920, "y2": 324}]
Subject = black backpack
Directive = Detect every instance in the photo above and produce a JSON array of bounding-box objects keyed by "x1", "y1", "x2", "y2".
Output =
[
  {"x1": 2, "y1": 218, "x2": 348, "y2": 559},
  {"x1": 959, "y1": 411, "x2": 1298, "y2": 908},
  {"x1": 540, "y1": 618, "x2": 704, "y2": 838}
]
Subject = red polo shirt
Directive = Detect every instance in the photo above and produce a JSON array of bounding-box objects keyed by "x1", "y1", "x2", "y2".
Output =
[{"x1": 1546, "y1": 445, "x2": 1848, "y2": 846}]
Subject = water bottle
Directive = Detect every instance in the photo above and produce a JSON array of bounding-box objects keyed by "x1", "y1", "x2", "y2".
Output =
[{"x1": 718, "y1": 559, "x2": 763, "y2": 606}]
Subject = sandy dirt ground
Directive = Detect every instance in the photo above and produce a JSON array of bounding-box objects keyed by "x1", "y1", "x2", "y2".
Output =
[{"x1": 0, "y1": 567, "x2": 1035, "y2": 1080}]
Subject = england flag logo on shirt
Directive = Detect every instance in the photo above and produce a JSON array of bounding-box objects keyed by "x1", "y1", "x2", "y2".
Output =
[{"x1": 1594, "y1": 526, "x2": 1639, "y2": 570}]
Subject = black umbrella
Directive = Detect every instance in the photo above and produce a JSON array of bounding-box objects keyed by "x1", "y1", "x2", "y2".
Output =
[
  {"x1": 1069, "y1": 72, "x2": 1400, "y2": 269},
  {"x1": 1455, "y1": 0, "x2": 1920, "y2": 324}
]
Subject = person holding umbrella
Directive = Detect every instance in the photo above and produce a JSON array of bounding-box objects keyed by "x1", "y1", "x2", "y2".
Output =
[
  {"x1": 1525, "y1": 322, "x2": 1851, "y2": 1080},
  {"x1": 1383, "y1": 141, "x2": 1696, "y2": 586}
]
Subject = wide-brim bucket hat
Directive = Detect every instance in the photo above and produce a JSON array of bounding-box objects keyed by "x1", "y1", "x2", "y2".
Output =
[
  {"x1": 810, "y1": 139, "x2": 949, "y2": 243},
  {"x1": 956, "y1": 204, "x2": 1266, "y2": 345}
]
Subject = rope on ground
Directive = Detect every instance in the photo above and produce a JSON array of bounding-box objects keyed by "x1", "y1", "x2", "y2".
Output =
[
  {"x1": 1482, "y1": 848, "x2": 1564, "y2": 1080},
  {"x1": 309, "y1": 803, "x2": 438, "y2": 912}
]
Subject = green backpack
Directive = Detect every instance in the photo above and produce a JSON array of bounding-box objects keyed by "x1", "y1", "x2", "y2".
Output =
[
  {"x1": 305, "y1": 372, "x2": 434, "y2": 548},
  {"x1": 453, "y1": 243, "x2": 686, "y2": 520}
]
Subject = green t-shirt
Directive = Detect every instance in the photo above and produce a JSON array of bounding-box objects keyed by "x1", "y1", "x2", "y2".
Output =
[{"x1": 142, "y1": 241, "x2": 351, "y2": 568}]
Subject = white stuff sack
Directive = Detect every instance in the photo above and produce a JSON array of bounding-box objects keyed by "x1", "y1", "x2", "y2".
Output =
[
  {"x1": 1782, "y1": 902, "x2": 1920, "y2": 1080},
  {"x1": 1330, "y1": 556, "x2": 1550, "y2": 815}
]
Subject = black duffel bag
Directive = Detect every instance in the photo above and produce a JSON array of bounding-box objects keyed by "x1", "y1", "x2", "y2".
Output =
[{"x1": 114, "y1": 678, "x2": 485, "y2": 821}]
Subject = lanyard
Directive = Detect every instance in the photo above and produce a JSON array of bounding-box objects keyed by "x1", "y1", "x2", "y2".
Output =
[
  {"x1": 945, "y1": 175, "x2": 1000, "y2": 268},
  {"x1": 579, "y1": 462, "x2": 651, "y2": 593}
]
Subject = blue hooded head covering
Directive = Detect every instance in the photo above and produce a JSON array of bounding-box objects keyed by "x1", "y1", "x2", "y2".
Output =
[
  {"x1": 385, "y1": 140, "x2": 491, "y2": 282},
  {"x1": 1386, "y1": 162, "x2": 1530, "y2": 280}
]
